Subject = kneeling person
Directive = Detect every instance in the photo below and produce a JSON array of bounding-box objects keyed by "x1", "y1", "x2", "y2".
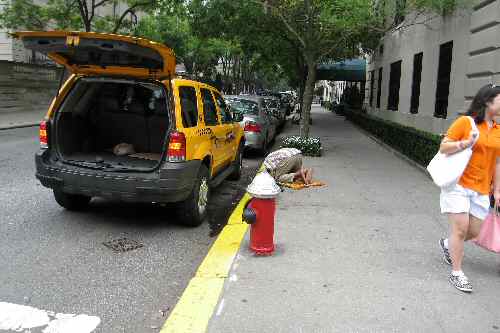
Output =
[{"x1": 264, "y1": 148, "x2": 312, "y2": 184}]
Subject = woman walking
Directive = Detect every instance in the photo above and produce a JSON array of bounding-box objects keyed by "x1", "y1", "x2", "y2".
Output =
[{"x1": 439, "y1": 84, "x2": 500, "y2": 292}]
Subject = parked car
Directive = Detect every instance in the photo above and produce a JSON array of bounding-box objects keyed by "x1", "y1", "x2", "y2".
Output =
[
  {"x1": 225, "y1": 95, "x2": 277, "y2": 155},
  {"x1": 263, "y1": 96, "x2": 286, "y2": 130},
  {"x1": 278, "y1": 92, "x2": 295, "y2": 116},
  {"x1": 15, "y1": 31, "x2": 245, "y2": 227}
]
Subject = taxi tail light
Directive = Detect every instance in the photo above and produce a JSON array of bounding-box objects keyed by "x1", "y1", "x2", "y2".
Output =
[
  {"x1": 244, "y1": 121, "x2": 261, "y2": 133},
  {"x1": 39, "y1": 120, "x2": 48, "y2": 149},
  {"x1": 167, "y1": 131, "x2": 186, "y2": 162}
]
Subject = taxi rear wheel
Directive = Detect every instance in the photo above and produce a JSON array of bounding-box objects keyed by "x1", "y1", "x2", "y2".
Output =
[{"x1": 177, "y1": 165, "x2": 210, "y2": 227}]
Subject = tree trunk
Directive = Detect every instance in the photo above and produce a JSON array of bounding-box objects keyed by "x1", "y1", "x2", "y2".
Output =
[{"x1": 300, "y1": 58, "x2": 317, "y2": 138}]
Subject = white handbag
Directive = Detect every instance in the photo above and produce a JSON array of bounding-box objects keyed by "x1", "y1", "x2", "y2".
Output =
[{"x1": 427, "y1": 116, "x2": 479, "y2": 188}]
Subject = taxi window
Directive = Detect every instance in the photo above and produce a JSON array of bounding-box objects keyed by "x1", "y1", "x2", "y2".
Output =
[
  {"x1": 214, "y1": 93, "x2": 232, "y2": 123},
  {"x1": 178, "y1": 86, "x2": 198, "y2": 128},
  {"x1": 201, "y1": 88, "x2": 219, "y2": 126}
]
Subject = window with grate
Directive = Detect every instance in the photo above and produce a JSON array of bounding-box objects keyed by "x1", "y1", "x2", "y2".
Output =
[
  {"x1": 394, "y1": 0, "x2": 406, "y2": 26},
  {"x1": 369, "y1": 70, "x2": 375, "y2": 107},
  {"x1": 434, "y1": 41, "x2": 453, "y2": 119},
  {"x1": 387, "y1": 61, "x2": 402, "y2": 111},
  {"x1": 410, "y1": 52, "x2": 423, "y2": 114},
  {"x1": 376, "y1": 67, "x2": 383, "y2": 108}
]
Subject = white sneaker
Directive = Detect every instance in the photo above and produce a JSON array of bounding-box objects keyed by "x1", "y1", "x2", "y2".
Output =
[{"x1": 449, "y1": 273, "x2": 472, "y2": 293}]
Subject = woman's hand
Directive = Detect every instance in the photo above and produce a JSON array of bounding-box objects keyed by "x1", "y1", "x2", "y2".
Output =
[
  {"x1": 440, "y1": 131, "x2": 478, "y2": 155},
  {"x1": 464, "y1": 131, "x2": 479, "y2": 148},
  {"x1": 494, "y1": 190, "x2": 500, "y2": 208},
  {"x1": 494, "y1": 158, "x2": 500, "y2": 207}
]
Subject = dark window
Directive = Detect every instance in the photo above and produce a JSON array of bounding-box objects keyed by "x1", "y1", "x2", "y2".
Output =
[
  {"x1": 434, "y1": 41, "x2": 453, "y2": 118},
  {"x1": 214, "y1": 93, "x2": 233, "y2": 123},
  {"x1": 201, "y1": 88, "x2": 219, "y2": 126},
  {"x1": 178, "y1": 86, "x2": 198, "y2": 128},
  {"x1": 369, "y1": 70, "x2": 375, "y2": 107},
  {"x1": 410, "y1": 52, "x2": 423, "y2": 114},
  {"x1": 376, "y1": 67, "x2": 383, "y2": 108},
  {"x1": 394, "y1": 0, "x2": 406, "y2": 26},
  {"x1": 387, "y1": 60, "x2": 402, "y2": 111}
]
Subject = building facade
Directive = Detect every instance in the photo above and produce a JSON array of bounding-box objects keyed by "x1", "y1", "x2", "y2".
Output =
[{"x1": 365, "y1": 0, "x2": 499, "y2": 135}]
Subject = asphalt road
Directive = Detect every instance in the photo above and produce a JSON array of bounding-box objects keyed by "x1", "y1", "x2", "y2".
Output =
[{"x1": 0, "y1": 126, "x2": 263, "y2": 332}]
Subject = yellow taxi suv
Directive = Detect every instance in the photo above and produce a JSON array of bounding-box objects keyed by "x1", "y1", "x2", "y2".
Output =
[{"x1": 14, "y1": 31, "x2": 245, "y2": 226}]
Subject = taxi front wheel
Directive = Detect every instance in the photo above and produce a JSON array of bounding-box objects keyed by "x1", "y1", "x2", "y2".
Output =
[{"x1": 177, "y1": 165, "x2": 210, "y2": 227}]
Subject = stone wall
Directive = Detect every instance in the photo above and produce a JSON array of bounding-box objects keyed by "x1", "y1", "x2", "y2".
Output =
[
  {"x1": 465, "y1": 0, "x2": 500, "y2": 105},
  {"x1": 365, "y1": 7, "x2": 474, "y2": 135},
  {"x1": 0, "y1": 61, "x2": 62, "y2": 115}
]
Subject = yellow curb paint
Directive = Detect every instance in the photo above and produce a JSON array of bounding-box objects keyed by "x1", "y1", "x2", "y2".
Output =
[
  {"x1": 160, "y1": 277, "x2": 225, "y2": 333},
  {"x1": 197, "y1": 223, "x2": 248, "y2": 278},
  {"x1": 160, "y1": 192, "x2": 252, "y2": 333},
  {"x1": 227, "y1": 193, "x2": 251, "y2": 225}
]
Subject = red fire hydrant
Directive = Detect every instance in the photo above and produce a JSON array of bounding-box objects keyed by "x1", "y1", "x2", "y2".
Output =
[{"x1": 242, "y1": 172, "x2": 281, "y2": 255}]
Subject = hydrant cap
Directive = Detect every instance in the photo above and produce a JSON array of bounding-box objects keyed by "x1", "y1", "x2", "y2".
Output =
[{"x1": 246, "y1": 172, "x2": 281, "y2": 198}]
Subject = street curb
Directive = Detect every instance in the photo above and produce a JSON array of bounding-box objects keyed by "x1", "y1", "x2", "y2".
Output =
[
  {"x1": 0, "y1": 122, "x2": 39, "y2": 130},
  {"x1": 159, "y1": 192, "x2": 253, "y2": 333},
  {"x1": 350, "y1": 121, "x2": 432, "y2": 179}
]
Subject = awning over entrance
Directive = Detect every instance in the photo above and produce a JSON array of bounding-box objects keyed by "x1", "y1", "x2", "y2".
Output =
[{"x1": 316, "y1": 58, "x2": 366, "y2": 82}]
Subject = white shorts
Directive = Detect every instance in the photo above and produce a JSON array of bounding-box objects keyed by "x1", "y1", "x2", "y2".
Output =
[{"x1": 440, "y1": 184, "x2": 490, "y2": 220}]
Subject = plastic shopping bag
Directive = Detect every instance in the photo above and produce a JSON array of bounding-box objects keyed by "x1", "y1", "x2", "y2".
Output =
[{"x1": 473, "y1": 208, "x2": 500, "y2": 253}]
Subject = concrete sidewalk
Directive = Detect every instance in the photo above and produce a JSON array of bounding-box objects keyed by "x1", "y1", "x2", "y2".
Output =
[{"x1": 208, "y1": 106, "x2": 500, "y2": 332}]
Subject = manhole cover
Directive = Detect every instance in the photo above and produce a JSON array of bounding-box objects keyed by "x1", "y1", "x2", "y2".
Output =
[{"x1": 103, "y1": 238, "x2": 143, "y2": 253}]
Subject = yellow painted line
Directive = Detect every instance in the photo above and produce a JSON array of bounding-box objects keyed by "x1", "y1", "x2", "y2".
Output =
[
  {"x1": 197, "y1": 223, "x2": 248, "y2": 278},
  {"x1": 227, "y1": 193, "x2": 251, "y2": 226},
  {"x1": 160, "y1": 191, "x2": 252, "y2": 333},
  {"x1": 159, "y1": 277, "x2": 225, "y2": 333}
]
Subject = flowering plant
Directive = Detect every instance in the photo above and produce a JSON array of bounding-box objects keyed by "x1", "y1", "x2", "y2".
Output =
[{"x1": 281, "y1": 136, "x2": 322, "y2": 157}]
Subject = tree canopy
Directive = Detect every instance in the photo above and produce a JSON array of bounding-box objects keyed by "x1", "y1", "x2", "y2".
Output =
[
  {"x1": 0, "y1": 0, "x2": 156, "y2": 32},
  {"x1": 0, "y1": 0, "x2": 465, "y2": 136}
]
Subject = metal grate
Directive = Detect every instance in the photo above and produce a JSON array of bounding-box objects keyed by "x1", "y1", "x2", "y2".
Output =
[{"x1": 103, "y1": 238, "x2": 143, "y2": 253}]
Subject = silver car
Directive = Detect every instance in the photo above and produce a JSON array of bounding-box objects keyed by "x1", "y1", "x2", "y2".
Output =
[
  {"x1": 225, "y1": 95, "x2": 277, "y2": 154},
  {"x1": 263, "y1": 96, "x2": 286, "y2": 129}
]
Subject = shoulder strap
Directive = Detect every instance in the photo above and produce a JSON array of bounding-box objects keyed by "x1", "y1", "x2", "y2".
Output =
[{"x1": 467, "y1": 116, "x2": 480, "y2": 147}]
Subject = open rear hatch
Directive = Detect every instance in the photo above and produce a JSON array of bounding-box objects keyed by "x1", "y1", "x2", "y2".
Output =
[
  {"x1": 13, "y1": 31, "x2": 176, "y2": 78},
  {"x1": 13, "y1": 32, "x2": 176, "y2": 172},
  {"x1": 51, "y1": 77, "x2": 172, "y2": 172}
]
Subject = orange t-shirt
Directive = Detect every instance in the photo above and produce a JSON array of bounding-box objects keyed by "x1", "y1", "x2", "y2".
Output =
[{"x1": 446, "y1": 116, "x2": 500, "y2": 194}]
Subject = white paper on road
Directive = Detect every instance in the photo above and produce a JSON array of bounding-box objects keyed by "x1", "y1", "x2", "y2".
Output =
[{"x1": 0, "y1": 302, "x2": 100, "y2": 332}]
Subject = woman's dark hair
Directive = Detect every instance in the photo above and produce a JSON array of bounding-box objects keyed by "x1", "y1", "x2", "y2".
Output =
[{"x1": 465, "y1": 84, "x2": 500, "y2": 123}]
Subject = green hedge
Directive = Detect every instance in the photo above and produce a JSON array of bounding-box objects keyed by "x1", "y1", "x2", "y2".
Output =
[
  {"x1": 346, "y1": 111, "x2": 441, "y2": 166},
  {"x1": 323, "y1": 101, "x2": 334, "y2": 111},
  {"x1": 281, "y1": 136, "x2": 322, "y2": 157}
]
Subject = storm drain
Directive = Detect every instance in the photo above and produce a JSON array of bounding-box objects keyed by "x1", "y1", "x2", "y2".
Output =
[{"x1": 103, "y1": 238, "x2": 143, "y2": 253}]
